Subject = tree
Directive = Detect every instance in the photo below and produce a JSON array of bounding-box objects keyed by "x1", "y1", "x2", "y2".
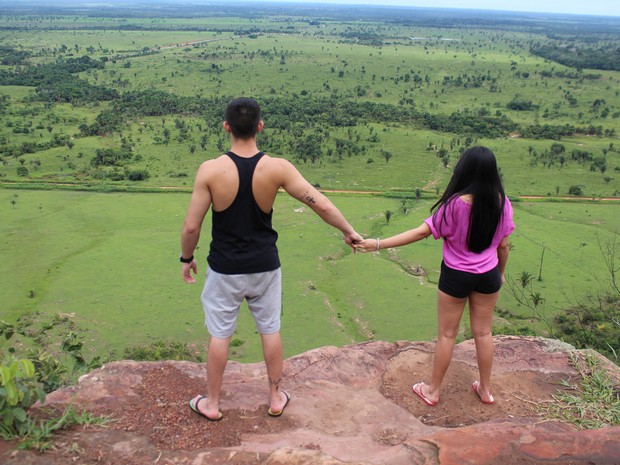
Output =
[
  {"x1": 507, "y1": 97, "x2": 536, "y2": 111},
  {"x1": 91, "y1": 147, "x2": 132, "y2": 167},
  {"x1": 591, "y1": 157, "x2": 607, "y2": 175},
  {"x1": 400, "y1": 199, "x2": 408, "y2": 214},
  {"x1": 384, "y1": 210, "x2": 393, "y2": 225},
  {"x1": 550, "y1": 143, "x2": 565, "y2": 156},
  {"x1": 126, "y1": 169, "x2": 150, "y2": 181},
  {"x1": 381, "y1": 149, "x2": 392, "y2": 164},
  {"x1": 568, "y1": 185, "x2": 584, "y2": 196}
]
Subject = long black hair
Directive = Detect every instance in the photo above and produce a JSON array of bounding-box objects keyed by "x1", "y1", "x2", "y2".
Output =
[{"x1": 431, "y1": 146, "x2": 506, "y2": 253}]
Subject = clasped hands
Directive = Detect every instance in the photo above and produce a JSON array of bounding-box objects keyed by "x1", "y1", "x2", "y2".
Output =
[{"x1": 344, "y1": 232, "x2": 379, "y2": 254}]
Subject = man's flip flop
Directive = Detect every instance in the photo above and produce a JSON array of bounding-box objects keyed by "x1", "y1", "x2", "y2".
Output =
[
  {"x1": 268, "y1": 391, "x2": 291, "y2": 417},
  {"x1": 472, "y1": 381, "x2": 495, "y2": 405},
  {"x1": 412, "y1": 382, "x2": 438, "y2": 407},
  {"x1": 189, "y1": 396, "x2": 223, "y2": 421}
]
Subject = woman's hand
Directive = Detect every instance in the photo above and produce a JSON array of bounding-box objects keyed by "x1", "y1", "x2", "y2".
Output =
[{"x1": 354, "y1": 238, "x2": 379, "y2": 253}]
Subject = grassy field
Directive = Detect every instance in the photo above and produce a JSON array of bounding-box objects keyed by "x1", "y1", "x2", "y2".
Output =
[
  {"x1": 1, "y1": 7, "x2": 619, "y2": 362},
  {"x1": 1, "y1": 23, "x2": 618, "y2": 195},
  {"x1": 2, "y1": 188, "x2": 618, "y2": 362}
]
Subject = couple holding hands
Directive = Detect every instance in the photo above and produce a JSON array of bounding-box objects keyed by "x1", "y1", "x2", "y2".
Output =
[{"x1": 180, "y1": 98, "x2": 514, "y2": 421}]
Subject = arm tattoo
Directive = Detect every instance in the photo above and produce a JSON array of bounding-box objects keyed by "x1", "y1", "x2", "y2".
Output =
[{"x1": 302, "y1": 190, "x2": 316, "y2": 204}]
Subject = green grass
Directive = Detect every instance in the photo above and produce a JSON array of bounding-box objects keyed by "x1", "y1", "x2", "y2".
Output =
[
  {"x1": 541, "y1": 352, "x2": 620, "y2": 429},
  {"x1": 1, "y1": 12, "x2": 620, "y2": 362},
  {"x1": 2, "y1": 188, "x2": 618, "y2": 362}
]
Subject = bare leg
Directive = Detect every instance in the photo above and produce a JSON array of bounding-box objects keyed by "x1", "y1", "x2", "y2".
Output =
[
  {"x1": 468, "y1": 291, "x2": 500, "y2": 403},
  {"x1": 260, "y1": 332, "x2": 288, "y2": 411},
  {"x1": 192, "y1": 335, "x2": 230, "y2": 419},
  {"x1": 423, "y1": 290, "x2": 467, "y2": 403}
]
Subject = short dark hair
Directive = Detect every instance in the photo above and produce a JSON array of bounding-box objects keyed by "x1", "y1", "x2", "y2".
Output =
[{"x1": 225, "y1": 97, "x2": 261, "y2": 139}]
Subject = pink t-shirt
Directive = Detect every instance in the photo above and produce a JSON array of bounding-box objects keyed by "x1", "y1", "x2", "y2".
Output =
[{"x1": 424, "y1": 196, "x2": 515, "y2": 274}]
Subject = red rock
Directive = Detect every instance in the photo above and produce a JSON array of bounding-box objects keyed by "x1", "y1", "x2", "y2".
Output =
[{"x1": 2, "y1": 337, "x2": 618, "y2": 465}]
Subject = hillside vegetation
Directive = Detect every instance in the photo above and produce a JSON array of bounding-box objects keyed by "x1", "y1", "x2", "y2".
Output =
[{"x1": 0, "y1": 3, "x2": 618, "y2": 369}]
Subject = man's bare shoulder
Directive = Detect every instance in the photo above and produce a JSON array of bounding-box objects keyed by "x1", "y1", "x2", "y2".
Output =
[
  {"x1": 200, "y1": 154, "x2": 230, "y2": 167},
  {"x1": 259, "y1": 153, "x2": 295, "y2": 170},
  {"x1": 196, "y1": 154, "x2": 230, "y2": 173}
]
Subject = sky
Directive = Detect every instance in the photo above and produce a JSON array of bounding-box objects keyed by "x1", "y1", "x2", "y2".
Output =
[{"x1": 241, "y1": 0, "x2": 620, "y2": 17}]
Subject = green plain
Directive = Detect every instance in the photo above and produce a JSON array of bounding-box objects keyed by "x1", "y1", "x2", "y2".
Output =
[{"x1": 1, "y1": 9, "x2": 619, "y2": 361}]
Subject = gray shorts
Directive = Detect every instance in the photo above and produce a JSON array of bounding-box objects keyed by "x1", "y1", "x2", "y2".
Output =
[{"x1": 201, "y1": 267, "x2": 282, "y2": 338}]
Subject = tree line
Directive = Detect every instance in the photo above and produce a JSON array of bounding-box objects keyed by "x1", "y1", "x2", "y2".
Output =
[
  {"x1": 0, "y1": 54, "x2": 117, "y2": 103},
  {"x1": 531, "y1": 44, "x2": 620, "y2": 72}
]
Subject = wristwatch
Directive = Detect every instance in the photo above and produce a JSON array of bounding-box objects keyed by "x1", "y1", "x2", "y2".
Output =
[{"x1": 179, "y1": 254, "x2": 194, "y2": 263}]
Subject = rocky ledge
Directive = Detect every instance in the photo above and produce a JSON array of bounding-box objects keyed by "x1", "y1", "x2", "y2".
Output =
[{"x1": 3, "y1": 336, "x2": 619, "y2": 465}]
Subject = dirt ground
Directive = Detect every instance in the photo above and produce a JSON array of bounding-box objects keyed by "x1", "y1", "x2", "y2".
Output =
[
  {"x1": 380, "y1": 354, "x2": 571, "y2": 428},
  {"x1": 0, "y1": 357, "x2": 575, "y2": 465}
]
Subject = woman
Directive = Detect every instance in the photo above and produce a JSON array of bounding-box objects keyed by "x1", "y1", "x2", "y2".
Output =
[{"x1": 355, "y1": 146, "x2": 514, "y2": 406}]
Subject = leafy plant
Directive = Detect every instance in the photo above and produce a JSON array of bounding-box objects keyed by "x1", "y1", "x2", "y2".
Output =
[
  {"x1": 0, "y1": 358, "x2": 46, "y2": 438},
  {"x1": 1, "y1": 330, "x2": 109, "y2": 450},
  {"x1": 0, "y1": 313, "x2": 104, "y2": 391}
]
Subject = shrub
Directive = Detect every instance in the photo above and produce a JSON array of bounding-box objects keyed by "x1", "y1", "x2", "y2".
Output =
[
  {"x1": 123, "y1": 341, "x2": 202, "y2": 362},
  {"x1": 91, "y1": 147, "x2": 132, "y2": 167},
  {"x1": 0, "y1": 313, "x2": 104, "y2": 391},
  {"x1": 553, "y1": 294, "x2": 619, "y2": 364},
  {"x1": 507, "y1": 97, "x2": 537, "y2": 111},
  {"x1": 126, "y1": 169, "x2": 150, "y2": 181},
  {"x1": 568, "y1": 185, "x2": 584, "y2": 196},
  {"x1": 0, "y1": 356, "x2": 107, "y2": 450},
  {"x1": 0, "y1": 358, "x2": 46, "y2": 438}
]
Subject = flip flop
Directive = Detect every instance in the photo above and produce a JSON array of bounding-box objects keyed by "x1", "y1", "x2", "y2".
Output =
[
  {"x1": 189, "y1": 396, "x2": 223, "y2": 421},
  {"x1": 472, "y1": 381, "x2": 495, "y2": 405},
  {"x1": 412, "y1": 382, "x2": 438, "y2": 407},
  {"x1": 268, "y1": 391, "x2": 291, "y2": 417}
]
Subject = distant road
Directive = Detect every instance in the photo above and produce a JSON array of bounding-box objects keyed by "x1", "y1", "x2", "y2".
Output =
[
  {"x1": 318, "y1": 189, "x2": 620, "y2": 202},
  {"x1": 518, "y1": 195, "x2": 620, "y2": 201},
  {"x1": 154, "y1": 36, "x2": 235, "y2": 51},
  {"x1": 1, "y1": 181, "x2": 619, "y2": 201}
]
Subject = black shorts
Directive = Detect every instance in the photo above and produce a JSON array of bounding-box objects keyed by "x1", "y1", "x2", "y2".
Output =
[{"x1": 438, "y1": 261, "x2": 502, "y2": 298}]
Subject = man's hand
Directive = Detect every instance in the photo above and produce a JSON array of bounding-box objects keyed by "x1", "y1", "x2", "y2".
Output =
[
  {"x1": 182, "y1": 260, "x2": 198, "y2": 284},
  {"x1": 343, "y1": 231, "x2": 364, "y2": 251}
]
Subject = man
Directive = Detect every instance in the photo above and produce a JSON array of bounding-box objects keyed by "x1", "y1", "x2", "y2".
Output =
[{"x1": 181, "y1": 97, "x2": 361, "y2": 420}]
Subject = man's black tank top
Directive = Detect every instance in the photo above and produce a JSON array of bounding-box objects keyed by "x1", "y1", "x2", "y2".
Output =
[{"x1": 207, "y1": 151, "x2": 280, "y2": 274}]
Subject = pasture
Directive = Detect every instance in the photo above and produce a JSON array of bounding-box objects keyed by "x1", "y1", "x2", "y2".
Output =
[
  {"x1": 1, "y1": 5, "x2": 619, "y2": 362},
  {"x1": 1, "y1": 188, "x2": 618, "y2": 361}
]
